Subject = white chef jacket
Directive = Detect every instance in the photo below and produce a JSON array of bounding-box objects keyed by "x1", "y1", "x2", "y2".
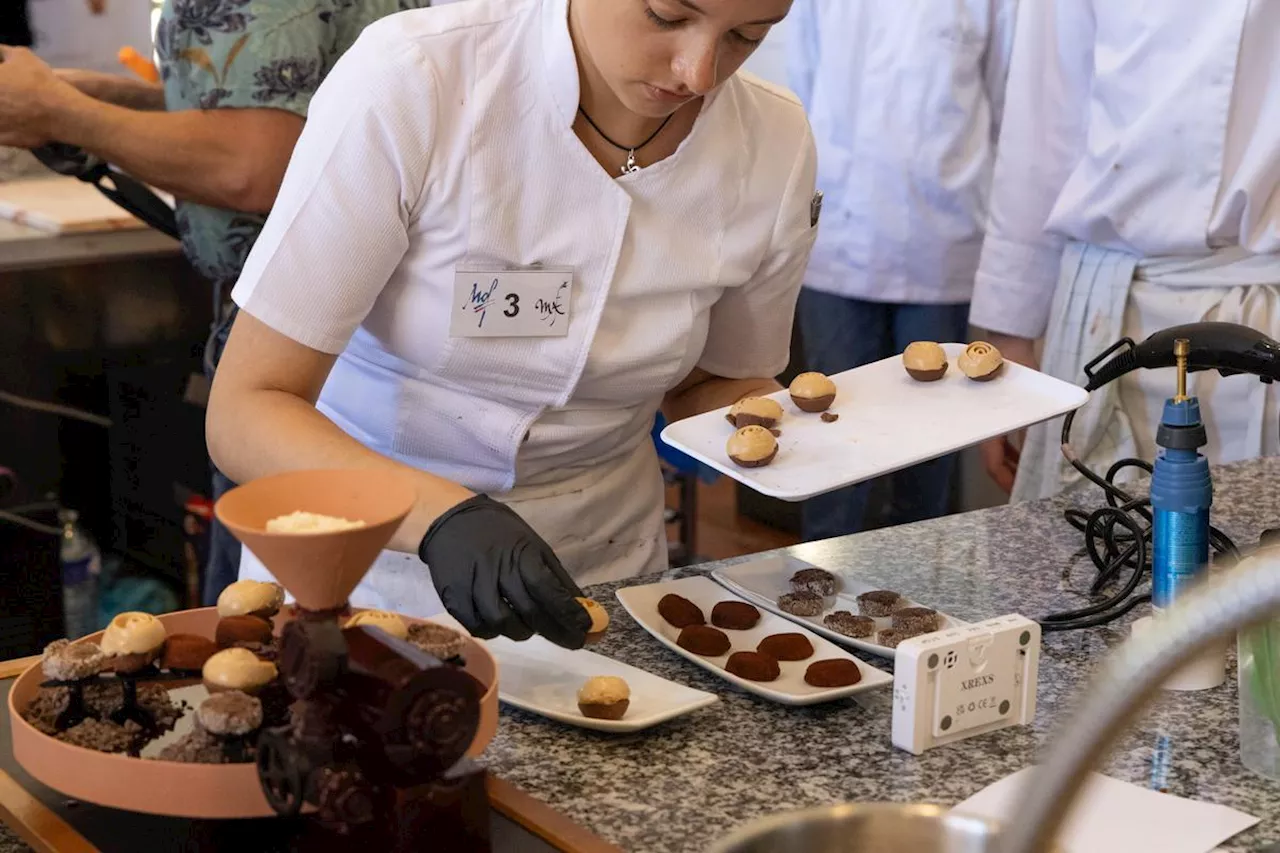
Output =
[
  {"x1": 231, "y1": 0, "x2": 817, "y2": 496},
  {"x1": 788, "y1": 0, "x2": 1017, "y2": 305},
  {"x1": 972, "y1": 0, "x2": 1280, "y2": 339}
]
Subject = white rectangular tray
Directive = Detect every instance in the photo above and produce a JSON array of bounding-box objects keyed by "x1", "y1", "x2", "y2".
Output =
[
  {"x1": 614, "y1": 575, "x2": 892, "y2": 706},
  {"x1": 484, "y1": 634, "x2": 719, "y2": 732},
  {"x1": 660, "y1": 343, "x2": 1088, "y2": 501},
  {"x1": 711, "y1": 556, "x2": 964, "y2": 661}
]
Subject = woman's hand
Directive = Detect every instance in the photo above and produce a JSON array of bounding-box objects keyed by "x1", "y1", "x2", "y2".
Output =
[
  {"x1": 419, "y1": 495, "x2": 591, "y2": 649},
  {"x1": 977, "y1": 333, "x2": 1039, "y2": 495}
]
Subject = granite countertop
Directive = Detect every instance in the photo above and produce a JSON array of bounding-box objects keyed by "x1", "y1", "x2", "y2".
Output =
[{"x1": 484, "y1": 456, "x2": 1280, "y2": 852}]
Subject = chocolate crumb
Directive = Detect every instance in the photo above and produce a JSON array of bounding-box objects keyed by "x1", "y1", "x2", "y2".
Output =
[
  {"x1": 769, "y1": 428, "x2": 782, "y2": 437},
  {"x1": 821, "y1": 413, "x2": 839, "y2": 423}
]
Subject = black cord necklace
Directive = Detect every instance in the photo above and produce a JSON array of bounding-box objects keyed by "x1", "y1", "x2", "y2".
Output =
[{"x1": 577, "y1": 106, "x2": 674, "y2": 175}]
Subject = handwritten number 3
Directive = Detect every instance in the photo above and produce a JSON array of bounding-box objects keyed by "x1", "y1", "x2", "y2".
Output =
[{"x1": 504, "y1": 293, "x2": 520, "y2": 317}]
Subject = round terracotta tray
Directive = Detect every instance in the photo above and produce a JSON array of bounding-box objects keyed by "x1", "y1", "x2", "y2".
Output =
[{"x1": 8, "y1": 607, "x2": 499, "y2": 819}]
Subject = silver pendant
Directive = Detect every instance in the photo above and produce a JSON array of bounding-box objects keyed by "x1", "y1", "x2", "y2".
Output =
[{"x1": 621, "y1": 149, "x2": 640, "y2": 175}]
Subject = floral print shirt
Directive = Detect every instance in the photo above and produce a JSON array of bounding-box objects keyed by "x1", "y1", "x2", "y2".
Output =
[{"x1": 156, "y1": 0, "x2": 429, "y2": 284}]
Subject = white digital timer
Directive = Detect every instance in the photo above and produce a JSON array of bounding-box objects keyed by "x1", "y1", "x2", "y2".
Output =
[{"x1": 891, "y1": 614, "x2": 1041, "y2": 755}]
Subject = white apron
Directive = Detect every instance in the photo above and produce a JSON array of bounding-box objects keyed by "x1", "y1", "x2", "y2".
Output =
[
  {"x1": 1014, "y1": 242, "x2": 1280, "y2": 502},
  {"x1": 237, "y1": 439, "x2": 669, "y2": 618}
]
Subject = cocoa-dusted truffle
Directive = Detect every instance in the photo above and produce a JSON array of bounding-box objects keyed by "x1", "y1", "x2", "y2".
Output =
[
  {"x1": 215, "y1": 615, "x2": 274, "y2": 649},
  {"x1": 777, "y1": 591, "x2": 824, "y2": 617},
  {"x1": 788, "y1": 372, "x2": 837, "y2": 413},
  {"x1": 196, "y1": 690, "x2": 263, "y2": 737},
  {"x1": 804, "y1": 659, "x2": 863, "y2": 688},
  {"x1": 676, "y1": 625, "x2": 731, "y2": 657},
  {"x1": 903, "y1": 341, "x2": 949, "y2": 382},
  {"x1": 857, "y1": 590, "x2": 903, "y2": 618},
  {"x1": 726, "y1": 425, "x2": 777, "y2": 468},
  {"x1": 658, "y1": 594, "x2": 705, "y2": 629},
  {"x1": 41, "y1": 639, "x2": 106, "y2": 682},
  {"x1": 757, "y1": 633, "x2": 814, "y2": 661},
  {"x1": 407, "y1": 622, "x2": 467, "y2": 662},
  {"x1": 726, "y1": 396, "x2": 784, "y2": 429},
  {"x1": 958, "y1": 341, "x2": 1003, "y2": 381},
  {"x1": 790, "y1": 568, "x2": 839, "y2": 596},
  {"x1": 725, "y1": 651, "x2": 781, "y2": 682},
  {"x1": 876, "y1": 628, "x2": 923, "y2": 649},
  {"x1": 161, "y1": 634, "x2": 220, "y2": 673},
  {"x1": 577, "y1": 675, "x2": 630, "y2": 721},
  {"x1": 892, "y1": 607, "x2": 939, "y2": 634},
  {"x1": 711, "y1": 601, "x2": 761, "y2": 630},
  {"x1": 823, "y1": 611, "x2": 876, "y2": 639}
]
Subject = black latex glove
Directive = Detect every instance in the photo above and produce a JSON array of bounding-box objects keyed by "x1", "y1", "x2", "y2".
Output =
[{"x1": 419, "y1": 495, "x2": 591, "y2": 649}]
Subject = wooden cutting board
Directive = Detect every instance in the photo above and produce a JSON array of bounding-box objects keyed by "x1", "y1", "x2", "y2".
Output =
[{"x1": 0, "y1": 176, "x2": 145, "y2": 234}]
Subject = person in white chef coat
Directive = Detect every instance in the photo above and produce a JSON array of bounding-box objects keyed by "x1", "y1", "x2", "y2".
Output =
[
  {"x1": 787, "y1": 0, "x2": 1016, "y2": 539},
  {"x1": 206, "y1": 0, "x2": 817, "y2": 648},
  {"x1": 973, "y1": 1, "x2": 1280, "y2": 501}
]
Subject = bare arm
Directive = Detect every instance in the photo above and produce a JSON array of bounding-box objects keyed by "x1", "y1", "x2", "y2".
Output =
[
  {"x1": 0, "y1": 47, "x2": 300, "y2": 213},
  {"x1": 47, "y1": 90, "x2": 302, "y2": 213},
  {"x1": 208, "y1": 313, "x2": 476, "y2": 553},
  {"x1": 663, "y1": 367, "x2": 782, "y2": 423},
  {"x1": 56, "y1": 69, "x2": 165, "y2": 111}
]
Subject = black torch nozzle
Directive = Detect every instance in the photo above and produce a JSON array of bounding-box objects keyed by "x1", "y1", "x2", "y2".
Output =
[{"x1": 1082, "y1": 322, "x2": 1280, "y2": 391}]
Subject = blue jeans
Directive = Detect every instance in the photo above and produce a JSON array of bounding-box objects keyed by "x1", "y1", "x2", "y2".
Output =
[
  {"x1": 202, "y1": 303, "x2": 241, "y2": 606},
  {"x1": 796, "y1": 289, "x2": 970, "y2": 541}
]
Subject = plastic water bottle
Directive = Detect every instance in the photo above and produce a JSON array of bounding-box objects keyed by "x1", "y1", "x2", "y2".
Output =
[{"x1": 58, "y1": 509, "x2": 101, "y2": 638}]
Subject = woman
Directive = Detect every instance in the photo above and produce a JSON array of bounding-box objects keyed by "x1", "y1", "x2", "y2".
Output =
[{"x1": 207, "y1": 0, "x2": 817, "y2": 649}]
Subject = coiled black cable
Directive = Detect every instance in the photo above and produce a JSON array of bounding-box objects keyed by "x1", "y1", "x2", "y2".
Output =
[{"x1": 1038, "y1": 408, "x2": 1240, "y2": 632}]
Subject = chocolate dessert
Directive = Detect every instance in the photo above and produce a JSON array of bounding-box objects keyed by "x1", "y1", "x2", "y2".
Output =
[
  {"x1": 903, "y1": 341, "x2": 948, "y2": 382},
  {"x1": 57, "y1": 718, "x2": 144, "y2": 754},
  {"x1": 157, "y1": 726, "x2": 235, "y2": 764},
  {"x1": 958, "y1": 341, "x2": 1003, "y2": 382},
  {"x1": 790, "y1": 568, "x2": 839, "y2": 596},
  {"x1": 216, "y1": 579, "x2": 285, "y2": 620},
  {"x1": 876, "y1": 628, "x2": 923, "y2": 649},
  {"x1": 726, "y1": 425, "x2": 778, "y2": 468},
  {"x1": 577, "y1": 676, "x2": 630, "y2": 721},
  {"x1": 777, "y1": 591, "x2": 824, "y2": 617},
  {"x1": 657, "y1": 594, "x2": 705, "y2": 629},
  {"x1": 726, "y1": 396, "x2": 784, "y2": 430},
  {"x1": 725, "y1": 651, "x2": 780, "y2": 682},
  {"x1": 100, "y1": 612, "x2": 167, "y2": 674},
  {"x1": 757, "y1": 633, "x2": 814, "y2": 661},
  {"x1": 804, "y1": 659, "x2": 863, "y2": 688},
  {"x1": 823, "y1": 611, "x2": 875, "y2": 639},
  {"x1": 892, "y1": 607, "x2": 939, "y2": 634},
  {"x1": 711, "y1": 601, "x2": 761, "y2": 630},
  {"x1": 788, "y1": 372, "x2": 837, "y2": 413},
  {"x1": 857, "y1": 590, "x2": 902, "y2": 618},
  {"x1": 676, "y1": 625, "x2": 731, "y2": 657},
  {"x1": 407, "y1": 622, "x2": 467, "y2": 662},
  {"x1": 577, "y1": 598, "x2": 610, "y2": 643},
  {"x1": 215, "y1": 615, "x2": 274, "y2": 648},
  {"x1": 161, "y1": 634, "x2": 219, "y2": 673}
]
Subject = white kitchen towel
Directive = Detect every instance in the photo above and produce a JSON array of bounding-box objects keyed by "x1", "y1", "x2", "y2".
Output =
[{"x1": 953, "y1": 768, "x2": 1258, "y2": 853}]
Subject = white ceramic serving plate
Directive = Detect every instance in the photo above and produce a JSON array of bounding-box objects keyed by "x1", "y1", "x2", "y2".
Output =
[
  {"x1": 660, "y1": 343, "x2": 1088, "y2": 502},
  {"x1": 614, "y1": 575, "x2": 891, "y2": 706},
  {"x1": 712, "y1": 556, "x2": 965, "y2": 661},
  {"x1": 483, "y1": 634, "x2": 719, "y2": 732}
]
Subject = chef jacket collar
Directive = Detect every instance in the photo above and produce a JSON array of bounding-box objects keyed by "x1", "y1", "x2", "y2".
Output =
[{"x1": 540, "y1": 0, "x2": 723, "y2": 131}]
